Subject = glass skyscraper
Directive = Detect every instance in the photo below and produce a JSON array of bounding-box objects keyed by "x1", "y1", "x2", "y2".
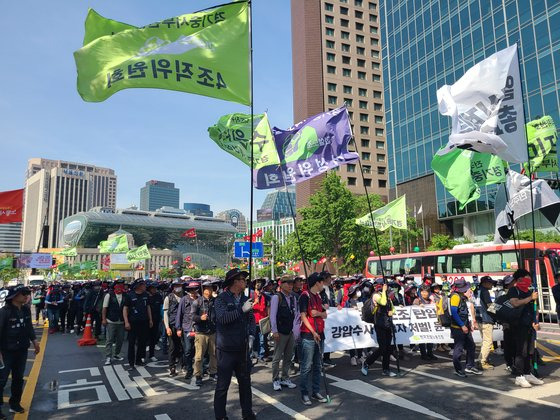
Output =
[
  {"x1": 140, "y1": 180, "x2": 180, "y2": 212},
  {"x1": 380, "y1": 0, "x2": 559, "y2": 238}
]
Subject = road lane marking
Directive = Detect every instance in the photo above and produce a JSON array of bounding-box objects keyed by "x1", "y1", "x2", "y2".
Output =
[
  {"x1": 155, "y1": 373, "x2": 199, "y2": 390},
  {"x1": 113, "y1": 364, "x2": 143, "y2": 398},
  {"x1": 132, "y1": 376, "x2": 168, "y2": 397},
  {"x1": 103, "y1": 366, "x2": 129, "y2": 401},
  {"x1": 135, "y1": 365, "x2": 152, "y2": 378},
  {"x1": 15, "y1": 325, "x2": 48, "y2": 420},
  {"x1": 154, "y1": 415, "x2": 172, "y2": 420},
  {"x1": 537, "y1": 342, "x2": 560, "y2": 358},
  {"x1": 506, "y1": 380, "x2": 560, "y2": 399}
]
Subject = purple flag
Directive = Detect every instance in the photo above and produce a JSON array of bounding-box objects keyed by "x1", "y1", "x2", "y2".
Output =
[{"x1": 254, "y1": 106, "x2": 359, "y2": 189}]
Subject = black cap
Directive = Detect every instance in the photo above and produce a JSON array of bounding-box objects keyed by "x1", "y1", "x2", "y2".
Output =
[
  {"x1": 480, "y1": 275, "x2": 497, "y2": 285},
  {"x1": 224, "y1": 268, "x2": 249, "y2": 287},
  {"x1": 307, "y1": 272, "x2": 324, "y2": 288},
  {"x1": 6, "y1": 285, "x2": 31, "y2": 300}
]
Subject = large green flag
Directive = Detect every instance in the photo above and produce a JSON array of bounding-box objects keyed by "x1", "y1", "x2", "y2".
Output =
[
  {"x1": 208, "y1": 113, "x2": 280, "y2": 168},
  {"x1": 53, "y1": 247, "x2": 78, "y2": 257},
  {"x1": 75, "y1": 2, "x2": 250, "y2": 104},
  {"x1": 469, "y1": 151, "x2": 506, "y2": 187},
  {"x1": 126, "y1": 245, "x2": 151, "y2": 262},
  {"x1": 524, "y1": 115, "x2": 558, "y2": 173},
  {"x1": 98, "y1": 235, "x2": 129, "y2": 254},
  {"x1": 356, "y1": 195, "x2": 407, "y2": 231}
]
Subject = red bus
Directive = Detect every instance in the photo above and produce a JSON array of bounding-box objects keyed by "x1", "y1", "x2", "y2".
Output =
[{"x1": 365, "y1": 241, "x2": 560, "y2": 315}]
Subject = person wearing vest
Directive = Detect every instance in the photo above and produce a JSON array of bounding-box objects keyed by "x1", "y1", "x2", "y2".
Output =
[
  {"x1": 71, "y1": 283, "x2": 86, "y2": 335},
  {"x1": 213, "y1": 268, "x2": 256, "y2": 420},
  {"x1": 102, "y1": 280, "x2": 126, "y2": 365},
  {"x1": 123, "y1": 279, "x2": 153, "y2": 371},
  {"x1": 191, "y1": 281, "x2": 217, "y2": 387},
  {"x1": 299, "y1": 272, "x2": 328, "y2": 406},
  {"x1": 59, "y1": 284, "x2": 72, "y2": 333},
  {"x1": 270, "y1": 276, "x2": 298, "y2": 391},
  {"x1": 176, "y1": 281, "x2": 199, "y2": 381},
  {"x1": 413, "y1": 284, "x2": 438, "y2": 361},
  {"x1": 84, "y1": 281, "x2": 104, "y2": 339},
  {"x1": 0, "y1": 285, "x2": 39, "y2": 419},
  {"x1": 319, "y1": 271, "x2": 337, "y2": 367},
  {"x1": 147, "y1": 282, "x2": 163, "y2": 362},
  {"x1": 361, "y1": 280, "x2": 397, "y2": 378},
  {"x1": 45, "y1": 284, "x2": 63, "y2": 334},
  {"x1": 251, "y1": 281, "x2": 269, "y2": 363},
  {"x1": 163, "y1": 279, "x2": 184, "y2": 377},
  {"x1": 449, "y1": 278, "x2": 481, "y2": 377},
  {"x1": 477, "y1": 276, "x2": 497, "y2": 370}
]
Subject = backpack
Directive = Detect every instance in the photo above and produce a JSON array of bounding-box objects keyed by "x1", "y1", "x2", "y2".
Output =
[
  {"x1": 361, "y1": 297, "x2": 376, "y2": 324},
  {"x1": 436, "y1": 294, "x2": 452, "y2": 327},
  {"x1": 487, "y1": 294, "x2": 523, "y2": 323}
]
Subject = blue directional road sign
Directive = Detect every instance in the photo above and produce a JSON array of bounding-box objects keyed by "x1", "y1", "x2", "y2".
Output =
[{"x1": 234, "y1": 242, "x2": 264, "y2": 258}]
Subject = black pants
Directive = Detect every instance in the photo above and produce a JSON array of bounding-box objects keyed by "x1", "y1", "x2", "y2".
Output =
[
  {"x1": 503, "y1": 325, "x2": 516, "y2": 367},
  {"x1": 214, "y1": 349, "x2": 252, "y2": 419},
  {"x1": 91, "y1": 311, "x2": 102, "y2": 337},
  {"x1": 0, "y1": 349, "x2": 27, "y2": 408},
  {"x1": 168, "y1": 327, "x2": 183, "y2": 369},
  {"x1": 149, "y1": 318, "x2": 161, "y2": 358},
  {"x1": 419, "y1": 343, "x2": 434, "y2": 357},
  {"x1": 513, "y1": 325, "x2": 534, "y2": 375},
  {"x1": 59, "y1": 305, "x2": 68, "y2": 331},
  {"x1": 128, "y1": 320, "x2": 149, "y2": 366},
  {"x1": 34, "y1": 304, "x2": 44, "y2": 322},
  {"x1": 365, "y1": 326, "x2": 392, "y2": 371}
]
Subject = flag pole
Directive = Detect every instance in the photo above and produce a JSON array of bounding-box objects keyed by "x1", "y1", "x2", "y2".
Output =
[
  {"x1": 282, "y1": 183, "x2": 308, "y2": 278},
  {"x1": 421, "y1": 205, "x2": 426, "y2": 250},
  {"x1": 248, "y1": 0, "x2": 255, "y2": 283}
]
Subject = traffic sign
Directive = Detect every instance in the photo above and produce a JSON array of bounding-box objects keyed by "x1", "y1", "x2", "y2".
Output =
[
  {"x1": 234, "y1": 242, "x2": 264, "y2": 258},
  {"x1": 234, "y1": 233, "x2": 245, "y2": 239}
]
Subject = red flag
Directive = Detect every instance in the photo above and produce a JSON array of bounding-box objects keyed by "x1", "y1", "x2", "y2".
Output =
[
  {"x1": 172, "y1": 260, "x2": 179, "y2": 265},
  {"x1": 255, "y1": 229, "x2": 263, "y2": 238},
  {"x1": 185, "y1": 256, "x2": 192, "y2": 262},
  {"x1": 182, "y1": 228, "x2": 197, "y2": 238},
  {"x1": 0, "y1": 189, "x2": 23, "y2": 223}
]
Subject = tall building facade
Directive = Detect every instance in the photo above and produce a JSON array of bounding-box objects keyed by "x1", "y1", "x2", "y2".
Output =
[
  {"x1": 215, "y1": 209, "x2": 248, "y2": 233},
  {"x1": 0, "y1": 223, "x2": 22, "y2": 252},
  {"x1": 381, "y1": 0, "x2": 560, "y2": 240},
  {"x1": 292, "y1": 0, "x2": 388, "y2": 211},
  {"x1": 252, "y1": 218, "x2": 295, "y2": 246},
  {"x1": 257, "y1": 189, "x2": 296, "y2": 221},
  {"x1": 183, "y1": 203, "x2": 213, "y2": 217},
  {"x1": 139, "y1": 180, "x2": 180, "y2": 211},
  {"x1": 22, "y1": 158, "x2": 117, "y2": 251}
]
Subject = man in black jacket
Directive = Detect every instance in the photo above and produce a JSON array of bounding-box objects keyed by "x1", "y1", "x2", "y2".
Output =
[
  {"x1": 191, "y1": 280, "x2": 217, "y2": 386},
  {"x1": 213, "y1": 269, "x2": 256, "y2": 420},
  {"x1": 123, "y1": 280, "x2": 153, "y2": 371},
  {"x1": 102, "y1": 280, "x2": 126, "y2": 365},
  {"x1": 0, "y1": 285, "x2": 40, "y2": 419}
]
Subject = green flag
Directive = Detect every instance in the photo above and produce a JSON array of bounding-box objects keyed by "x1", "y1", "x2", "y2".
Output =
[
  {"x1": 53, "y1": 247, "x2": 78, "y2": 257},
  {"x1": 0, "y1": 257, "x2": 13, "y2": 270},
  {"x1": 79, "y1": 260, "x2": 98, "y2": 270},
  {"x1": 524, "y1": 116, "x2": 558, "y2": 173},
  {"x1": 98, "y1": 235, "x2": 129, "y2": 254},
  {"x1": 469, "y1": 151, "x2": 506, "y2": 187},
  {"x1": 126, "y1": 245, "x2": 151, "y2": 262},
  {"x1": 208, "y1": 113, "x2": 279, "y2": 168},
  {"x1": 75, "y1": 2, "x2": 250, "y2": 104},
  {"x1": 57, "y1": 263, "x2": 69, "y2": 272},
  {"x1": 356, "y1": 195, "x2": 407, "y2": 231}
]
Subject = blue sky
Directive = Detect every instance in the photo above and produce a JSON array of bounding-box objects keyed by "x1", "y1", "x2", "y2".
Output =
[{"x1": 0, "y1": 0, "x2": 293, "y2": 218}]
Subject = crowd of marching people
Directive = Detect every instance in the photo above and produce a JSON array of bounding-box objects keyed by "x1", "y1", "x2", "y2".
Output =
[{"x1": 3, "y1": 266, "x2": 556, "y2": 419}]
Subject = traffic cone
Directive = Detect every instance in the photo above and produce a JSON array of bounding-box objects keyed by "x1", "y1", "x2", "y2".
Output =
[{"x1": 78, "y1": 314, "x2": 97, "y2": 346}]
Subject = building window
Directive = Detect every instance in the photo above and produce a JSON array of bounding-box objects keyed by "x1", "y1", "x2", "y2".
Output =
[
  {"x1": 343, "y1": 85, "x2": 352, "y2": 94},
  {"x1": 377, "y1": 166, "x2": 386, "y2": 175},
  {"x1": 326, "y1": 28, "x2": 335, "y2": 36},
  {"x1": 340, "y1": 6, "x2": 349, "y2": 15},
  {"x1": 372, "y1": 74, "x2": 381, "y2": 81},
  {"x1": 360, "y1": 113, "x2": 368, "y2": 122},
  {"x1": 325, "y1": 15, "x2": 334, "y2": 24},
  {"x1": 362, "y1": 152, "x2": 371, "y2": 160},
  {"x1": 348, "y1": 111, "x2": 353, "y2": 119},
  {"x1": 358, "y1": 88, "x2": 367, "y2": 97},
  {"x1": 328, "y1": 95, "x2": 338, "y2": 105},
  {"x1": 347, "y1": 164, "x2": 356, "y2": 173},
  {"x1": 377, "y1": 153, "x2": 385, "y2": 162},
  {"x1": 375, "y1": 115, "x2": 383, "y2": 124},
  {"x1": 341, "y1": 19, "x2": 349, "y2": 27},
  {"x1": 358, "y1": 71, "x2": 366, "y2": 80},
  {"x1": 327, "y1": 82, "x2": 337, "y2": 92},
  {"x1": 361, "y1": 139, "x2": 370, "y2": 148},
  {"x1": 355, "y1": 10, "x2": 363, "y2": 19},
  {"x1": 359, "y1": 100, "x2": 368, "y2": 109},
  {"x1": 341, "y1": 43, "x2": 350, "y2": 52},
  {"x1": 343, "y1": 68, "x2": 351, "y2": 77},
  {"x1": 344, "y1": 98, "x2": 353, "y2": 106},
  {"x1": 375, "y1": 128, "x2": 384, "y2": 136},
  {"x1": 357, "y1": 59, "x2": 365, "y2": 67},
  {"x1": 370, "y1": 26, "x2": 378, "y2": 34},
  {"x1": 360, "y1": 126, "x2": 369, "y2": 134},
  {"x1": 376, "y1": 140, "x2": 384, "y2": 149},
  {"x1": 356, "y1": 22, "x2": 364, "y2": 31},
  {"x1": 373, "y1": 90, "x2": 382, "y2": 98},
  {"x1": 326, "y1": 40, "x2": 335, "y2": 48},
  {"x1": 326, "y1": 52, "x2": 336, "y2": 61},
  {"x1": 340, "y1": 0, "x2": 348, "y2": 3},
  {"x1": 369, "y1": 2, "x2": 377, "y2": 10},
  {"x1": 362, "y1": 165, "x2": 371, "y2": 174},
  {"x1": 371, "y1": 38, "x2": 379, "y2": 46},
  {"x1": 357, "y1": 46, "x2": 365, "y2": 55},
  {"x1": 371, "y1": 62, "x2": 380, "y2": 70},
  {"x1": 373, "y1": 103, "x2": 382, "y2": 110},
  {"x1": 356, "y1": 34, "x2": 365, "y2": 43},
  {"x1": 369, "y1": 14, "x2": 377, "y2": 22},
  {"x1": 347, "y1": 177, "x2": 357, "y2": 186},
  {"x1": 327, "y1": 65, "x2": 336, "y2": 74},
  {"x1": 364, "y1": 178, "x2": 372, "y2": 187},
  {"x1": 341, "y1": 31, "x2": 350, "y2": 39},
  {"x1": 342, "y1": 56, "x2": 351, "y2": 64},
  {"x1": 355, "y1": 0, "x2": 363, "y2": 7},
  {"x1": 378, "y1": 180, "x2": 387, "y2": 188},
  {"x1": 325, "y1": 2, "x2": 334, "y2": 11}
]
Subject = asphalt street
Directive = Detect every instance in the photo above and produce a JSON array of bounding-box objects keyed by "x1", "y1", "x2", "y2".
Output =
[{"x1": 17, "y1": 325, "x2": 560, "y2": 420}]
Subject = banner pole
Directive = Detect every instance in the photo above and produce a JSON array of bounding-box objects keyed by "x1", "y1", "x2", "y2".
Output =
[
  {"x1": 283, "y1": 184, "x2": 309, "y2": 279},
  {"x1": 248, "y1": 0, "x2": 255, "y2": 282},
  {"x1": 421, "y1": 207, "x2": 426, "y2": 250}
]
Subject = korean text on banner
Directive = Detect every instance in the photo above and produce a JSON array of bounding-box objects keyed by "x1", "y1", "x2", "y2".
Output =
[
  {"x1": 0, "y1": 189, "x2": 24, "y2": 224},
  {"x1": 356, "y1": 195, "x2": 407, "y2": 231}
]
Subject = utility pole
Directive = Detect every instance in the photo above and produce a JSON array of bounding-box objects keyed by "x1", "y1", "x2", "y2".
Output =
[{"x1": 270, "y1": 241, "x2": 275, "y2": 281}]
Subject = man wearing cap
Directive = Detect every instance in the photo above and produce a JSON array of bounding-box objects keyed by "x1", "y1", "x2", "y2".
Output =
[
  {"x1": 102, "y1": 280, "x2": 126, "y2": 366},
  {"x1": 214, "y1": 268, "x2": 256, "y2": 420},
  {"x1": 123, "y1": 279, "x2": 153, "y2": 371},
  {"x1": 251, "y1": 279, "x2": 270, "y2": 363},
  {"x1": 45, "y1": 284, "x2": 64, "y2": 334},
  {"x1": 176, "y1": 281, "x2": 199, "y2": 380},
  {"x1": 147, "y1": 282, "x2": 163, "y2": 363},
  {"x1": 477, "y1": 276, "x2": 497, "y2": 370},
  {"x1": 0, "y1": 285, "x2": 40, "y2": 418},
  {"x1": 163, "y1": 279, "x2": 184, "y2": 377},
  {"x1": 449, "y1": 278, "x2": 481, "y2": 377},
  {"x1": 270, "y1": 275, "x2": 298, "y2": 391},
  {"x1": 191, "y1": 281, "x2": 217, "y2": 386},
  {"x1": 84, "y1": 281, "x2": 104, "y2": 339},
  {"x1": 319, "y1": 271, "x2": 337, "y2": 367},
  {"x1": 501, "y1": 275, "x2": 517, "y2": 371}
]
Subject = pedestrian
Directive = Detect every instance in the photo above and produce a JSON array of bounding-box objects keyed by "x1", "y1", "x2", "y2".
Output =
[
  {"x1": 346, "y1": 284, "x2": 364, "y2": 366},
  {"x1": 361, "y1": 280, "x2": 397, "y2": 377},
  {"x1": 192, "y1": 281, "x2": 217, "y2": 387},
  {"x1": 0, "y1": 285, "x2": 40, "y2": 419},
  {"x1": 59, "y1": 284, "x2": 71, "y2": 334},
  {"x1": 270, "y1": 276, "x2": 298, "y2": 391},
  {"x1": 102, "y1": 280, "x2": 126, "y2": 366},
  {"x1": 449, "y1": 278, "x2": 481, "y2": 377},
  {"x1": 176, "y1": 281, "x2": 199, "y2": 381},
  {"x1": 508, "y1": 269, "x2": 543, "y2": 388},
  {"x1": 163, "y1": 279, "x2": 184, "y2": 377},
  {"x1": 477, "y1": 276, "x2": 497, "y2": 370},
  {"x1": 123, "y1": 279, "x2": 153, "y2": 371},
  {"x1": 319, "y1": 271, "x2": 336, "y2": 367},
  {"x1": 299, "y1": 272, "x2": 329, "y2": 405},
  {"x1": 251, "y1": 279, "x2": 270, "y2": 363},
  {"x1": 147, "y1": 282, "x2": 163, "y2": 362},
  {"x1": 552, "y1": 273, "x2": 560, "y2": 327},
  {"x1": 31, "y1": 286, "x2": 46, "y2": 324},
  {"x1": 413, "y1": 284, "x2": 438, "y2": 361},
  {"x1": 84, "y1": 281, "x2": 104, "y2": 339},
  {"x1": 45, "y1": 284, "x2": 63, "y2": 334},
  {"x1": 213, "y1": 268, "x2": 256, "y2": 420}
]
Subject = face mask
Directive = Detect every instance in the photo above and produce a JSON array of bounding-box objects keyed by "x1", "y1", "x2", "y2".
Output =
[
  {"x1": 174, "y1": 287, "x2": 183, "y2": 294},
  {"x1": 114, "y1": 285, "x2": 124, "y2": 294},
  {"x1": 355, "y1": 290, "x2": 362, "y2": 298},
  {"x1": 516, "y1": 277, "x2": 531, "y2": 293}
]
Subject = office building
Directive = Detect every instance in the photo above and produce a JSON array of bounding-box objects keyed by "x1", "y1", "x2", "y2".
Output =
[
  {"x1": 22, "y1": 159, "x2": 117, "y2": 251},
  {"x1": 0, "y1": 223, "x2": 22, "y2": 252},
  {"x1": 184, "y1": 203, "x2": 213, "y2": 217},
  {"x1": 380, "y1": 1, "x2": 560, "y2": 239},
  {"x1": 257, "y1": 189, "x2": 296, "y2": 221},
  {"x1": 140, "y1": 180, "x2": 180, "y2": 211},
  {"x1": 292, "y1": 0, "x2": 388, "y2": 211},
  {"x1": 215, "y1": 209, "x2": 248, "y2": 233},
  {"x1": 252, "y1": 218, "x2": 295, "y2": 246}
]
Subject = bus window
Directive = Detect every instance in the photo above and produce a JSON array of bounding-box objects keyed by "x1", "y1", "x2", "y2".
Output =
[
  {"x1": 404, "y1": 258, "x2": 421, "y2": 274},
  {"x1": 368, "y1": 260, "x2": 380, "y2": 276},
  {"x1": 451, "y1": 254, "x2": 481, "y2": 273},
  {"x1": 482, "y1": 251, "x2": 517, "y2": 272},
  {"x1": 391, "y1": 259, "x2": 402, "y2": 275},
  {"x1": 435, "y1": 255, "x2": 447, "y2": 273}
]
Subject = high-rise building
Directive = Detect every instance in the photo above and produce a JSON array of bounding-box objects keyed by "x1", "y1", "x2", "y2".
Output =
[
  {"x1": 291, "y1": 0, "x2": 388, "y2": 211},
  {"x1": 257, "y1": 189, "x2": 296, "y2": 221},
  {"x1": 0, "y1": 223, "x2": 22, "y2": 252},
  {"x1": 381, "y1": 1, "x2": 560, "y2": 240},
  {"x1": 139, "y1": 180, "x2": 180, "y2": 211},
  {"x1": 252, "y1": 218, "x2": 295, "y2": 246},
  {"x1": 183, "y1": 203, "x2": 213, "y2": 217},
  {"x1": 215, "y1": 209, "x2": 248, "y2": 233},
  {"x1": 22, "y1": 158, "x2": 117, "y2": 251}
]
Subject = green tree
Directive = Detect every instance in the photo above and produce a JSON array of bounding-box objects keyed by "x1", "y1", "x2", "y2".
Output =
[{"x1": 427, "y1": 234, "x2": 460, "y2": 251}]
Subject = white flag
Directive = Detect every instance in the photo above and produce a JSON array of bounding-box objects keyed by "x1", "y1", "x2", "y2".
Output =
[
  {"x1": 437, "y1": 45, "x2": 527, "y2": 163},
  {"x1": 417, "y1": 204, "x2": 423, "y2": 215}
]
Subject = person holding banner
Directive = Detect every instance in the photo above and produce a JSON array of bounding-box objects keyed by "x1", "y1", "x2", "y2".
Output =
[{"x1": 413, "y1": 285, "x2": 438, "y2": 361}]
